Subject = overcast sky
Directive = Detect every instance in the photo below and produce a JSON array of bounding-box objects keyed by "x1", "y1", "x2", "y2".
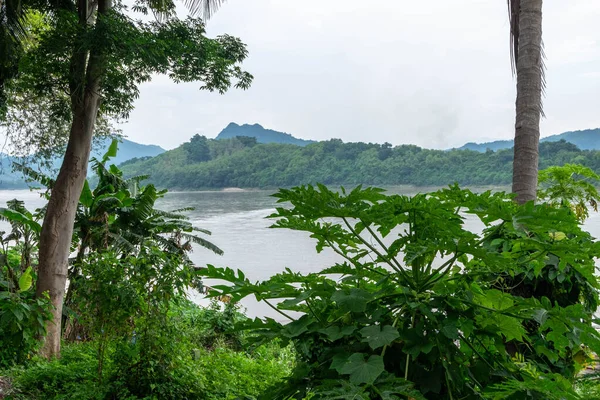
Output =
[{"x1": 120, "y1": 0, "x2": 600, "y2": 150}]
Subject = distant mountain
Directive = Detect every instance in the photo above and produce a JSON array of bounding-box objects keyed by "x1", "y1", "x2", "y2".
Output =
[
  {"x1": 456, "y1": 128, "x2": 600, "y2": 152},
  {"x1": 92, "y1": 137, "x2": 165, "y2": 166},
  {"x1": 0, "y1": 137, "x2": 165, "y2": 189},
  {"x1": 216, "y1": 123, "x2": 315, "y2": 146}
]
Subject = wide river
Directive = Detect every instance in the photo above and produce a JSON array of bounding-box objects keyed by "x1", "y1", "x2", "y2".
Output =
[{"x1": 2, "y1": 187, "x2": 600, "y2": 319}]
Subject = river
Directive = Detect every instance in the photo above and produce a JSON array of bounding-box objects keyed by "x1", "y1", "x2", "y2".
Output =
[{"x1": 2, "y1": 187, "x2": 600, "y2": 319}]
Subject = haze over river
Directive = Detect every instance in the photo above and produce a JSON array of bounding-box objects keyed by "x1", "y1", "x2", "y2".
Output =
[{"x1": 2, "y1": 187, "x2": 599, "y2": 319}]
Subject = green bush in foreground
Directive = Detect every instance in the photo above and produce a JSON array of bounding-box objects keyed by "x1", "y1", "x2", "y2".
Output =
[
  {"x1": 203, "y1": 180, "x2": 600, "y2": 399},
  {"x1": 5, "y1": 302, "x2": 294, "y2": 400}
]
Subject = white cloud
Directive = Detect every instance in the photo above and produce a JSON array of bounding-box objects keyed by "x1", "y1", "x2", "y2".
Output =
[{"x1": 120, "y1": 0, "x2": 600, "y2": 149}]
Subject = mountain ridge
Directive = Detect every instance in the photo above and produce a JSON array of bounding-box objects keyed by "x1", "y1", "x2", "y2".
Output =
[
  {"x1": 457, "y1": 128, "x2": 600, "y2": 152},
  {"x1": 0, "y1": 137, "x2": 165, "y2": 189},
  {"x1": 215, "y1": 122, "x2": 315, "y2": 146}
]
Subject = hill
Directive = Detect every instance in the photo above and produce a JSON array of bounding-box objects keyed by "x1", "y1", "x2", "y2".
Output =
[
  {"x1": 92, "y1": 137, "x2": 165, "y2": 166},
  {"x1": 0, "y1": 137, "x2": 165, "y2": 189},
  {"x1": 457, "y1": 128, "x2": 600, "y2": 152},
  {"x1": 120, "y1": 135, "x2": 600, "y2": 190},
  {"x1": 215, "y1": 122, "x2": 315, "y2": 146}
]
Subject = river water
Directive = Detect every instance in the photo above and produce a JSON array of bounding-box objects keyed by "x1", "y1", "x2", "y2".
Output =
[{"x1": 2, "y1": 188, "x2": 599, "y2": 319}]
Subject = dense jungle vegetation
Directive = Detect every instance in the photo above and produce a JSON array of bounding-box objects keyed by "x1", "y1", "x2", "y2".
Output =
[
  {"x1": 3, "y1": 144, "x2": 600, "y2": 399},
  {"x1": 120, "y1": 135, "x2": 600, "y2": 189}
]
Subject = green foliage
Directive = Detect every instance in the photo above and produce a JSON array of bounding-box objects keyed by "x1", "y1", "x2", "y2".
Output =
[
  {"x1": 0, "y1": 290, "x2": 51, "y2": 368},
  {"x1": 0, "y1": 199, "x2": 51, "y2": 368},
  {"x1": 177, "y1": 299, "x2": 247, "y2": 350},
  {"x1": 73, "y1": 140, "x2": 223, "y2": 260},
  {"x1": 7, "y1": 342, "x2": 107, "y2": 400},
  {"x1": 193, "y1": 345, "x2": 295, "y2": 400},
  {"x1": 184, "y1": 134, "x2": 212, "y2": 162},
  {"x1": 575, "y1": 373, "x2": 600, "y2": 400},
  {"x1": 201, "y1": 183, "x2": 600, "y2": 399},
  {"x1": 6, "y1": 304, "x2": 294, "y2": 400},
  {"x1": 538, "y1": 163, "x2": 600, "y2": 221},
  {"x1": 1, "y1": 0, "x2": 252, "y2": 164},
  {"x1": 121, "y1": 138, "x2": 600, "y2": 189}
]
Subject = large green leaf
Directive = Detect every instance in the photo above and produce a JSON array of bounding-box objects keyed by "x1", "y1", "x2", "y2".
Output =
[
  {"x1": 359, "y1": 325, "x2": 399, "y2": 350},
  {"x1": 283, "y1": 316, "x2": 312, "y2": 338},
  {"x1": 0, "y1": 208, "x2": 41, "y2": 233},
  {"x1": 339, "y1": 353, "x2": 385, "y2": 384},
  {"x1": 18, "y1": 266, "x2": 33, "y2": 292},
  {"x1": 319, "y1": 325, "x2": 357, "y2": 342},
  {"x1": 102, "y1": 139, "x2": 119, "y2": 162},
  {"x1": 79, "y1": 180, "x2": 93, "y2": 208},
  {"x1": 331, "y1": 288, "x2": 371, "y2": 313}
]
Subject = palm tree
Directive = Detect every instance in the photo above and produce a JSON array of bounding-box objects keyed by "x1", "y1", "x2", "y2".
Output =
[{"x1": 508, "y1": 0, "x2": 545, "y2": 204}]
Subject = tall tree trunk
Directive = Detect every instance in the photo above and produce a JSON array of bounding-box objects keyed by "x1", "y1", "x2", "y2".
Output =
[
  {"x1": 35, "y1": 95, "x2": 100, "y2": 357},
  {"x1": 511, "y1": 0, "x2": 544, "y2": 204},
  {"x1": 35, "y1": 0, "x2": 110, "y2": 358}
]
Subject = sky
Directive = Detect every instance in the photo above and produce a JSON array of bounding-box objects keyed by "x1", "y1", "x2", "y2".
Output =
[{"x1": 120, "y1": 0, "x2": 600, "y2": 150}]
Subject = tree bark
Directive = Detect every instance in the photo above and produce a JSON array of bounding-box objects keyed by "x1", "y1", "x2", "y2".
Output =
[
  {"x1": 512, "y1": 0, "x2": 544, "y2": 204},
  {"x1": 36, "y1": 0, "x2": 110, "y2": 358},
  {"x1": 36, "y1": 96, "x2": 100, "y2": 357}
]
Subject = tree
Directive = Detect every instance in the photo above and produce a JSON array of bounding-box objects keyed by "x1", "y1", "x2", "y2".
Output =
[
  {"x1": 1, "y1": 0, "x2": 252, "y2": 358},
  {"x1": 509, "y1": 0, "x2": 545, "y2": 204},
  {"x1": 185, "y1": 134, "x2": 212, "y2": 162}
]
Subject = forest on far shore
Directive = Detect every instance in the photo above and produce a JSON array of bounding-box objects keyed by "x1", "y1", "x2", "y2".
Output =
[{"x1": 120, "y1": 136, "x2": 598, "y2": 189}]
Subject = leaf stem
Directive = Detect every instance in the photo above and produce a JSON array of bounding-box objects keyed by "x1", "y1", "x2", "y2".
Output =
[
  {"x1": 263, "y1": 299, "x2": 295, "y2": 321},
  {"x1": 404, "y1": 311, "x2": 416, "y2": 380},
  {"x1": 341, "y1": 217, "x2": 413, "y2": 286}
]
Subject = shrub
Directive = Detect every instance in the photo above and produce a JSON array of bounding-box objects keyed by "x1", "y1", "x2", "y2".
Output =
[
  {"x1": 202, "y1": 184, "x2": 600, "y2": 399},
  {"x1": 7, "y1": 342, "x2": 106, "y2": 400},
  {"x1": 0, "y1": 269, "x2": 52, "y2": 368}
]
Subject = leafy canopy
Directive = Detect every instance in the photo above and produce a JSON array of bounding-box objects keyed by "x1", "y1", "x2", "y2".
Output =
[{"x1": 1, "y1": 0, "x2": 252, "y2": 161}]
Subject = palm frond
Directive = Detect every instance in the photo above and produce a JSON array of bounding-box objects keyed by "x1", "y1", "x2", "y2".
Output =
[
  {"x1": 191, "y1": 226, "x2": 212, "y2": 235},
  {"x1": 181, "y1": 232, "x2": 223, "y2": 255},
  {"x1": 106, "y1": 231, "x2": 136, "y2": 254},
  {"x1": 182, "y1": 0, "x2": 227, "y2": 20},
  {"x1": 132, "y1": 185, "x2": 159, "y2": 220},
  {"x1": 153, "y1": 234, "x2": 186, "y2": 255},
  {"x1": 1, "y1": 0, "x2": 27, "y2": 41},
  {"x1": 507, "y1": 0, "x2": 520, "y2": 74},
  {"x1": 146, "y1": 218, "x2": 194, "y2": 233},
  {"x1": 168, "y1": 207, "x2": 195, "y2": 213},
  {"x1": 152, "y1": 209, "x2": 189, "y2": 220}
]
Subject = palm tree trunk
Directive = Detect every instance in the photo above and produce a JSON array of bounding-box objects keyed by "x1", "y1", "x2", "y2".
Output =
[
  {"x1": 35, "y1": 0, "x2": 111, "y2": 358},
  {"x1": 511, "y1": 0, "x2": 544, "y2": 204}
]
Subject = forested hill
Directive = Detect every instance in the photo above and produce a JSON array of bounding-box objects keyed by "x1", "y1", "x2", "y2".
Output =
[
  {"x1": 458, "y1": 128, "x2": 600, "y2": 152},
  {"x1": 120, "y1": 136, "x2": 600, "y2": 189},
  {"x1": 215, "y1": 122, "x2": 315, "y2": 146},
  {"x1": 0, "y1": 138, "x2": 165, "y2": 189}
]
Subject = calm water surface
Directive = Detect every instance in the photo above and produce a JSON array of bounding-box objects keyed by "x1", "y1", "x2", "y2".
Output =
[{"x1": 2, "y1": 187, "x2": 599, "y2": 318}]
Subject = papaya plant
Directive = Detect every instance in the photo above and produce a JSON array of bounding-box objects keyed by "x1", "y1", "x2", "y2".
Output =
[
  {"x1": 537, "y1": 163, "x2": 600, "y2": 222},
  {"x1": 202, "y1": 184, "x2": 600, "y2": 399}
]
